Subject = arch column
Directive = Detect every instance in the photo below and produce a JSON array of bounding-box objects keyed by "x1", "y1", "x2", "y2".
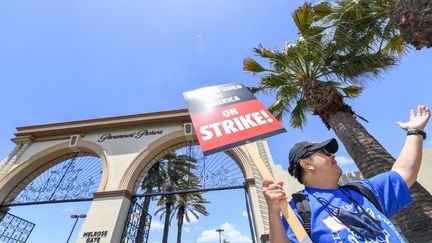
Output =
[
  {"x1": 76, "y1": 190, "x2": 132, "y2": 243},
  {"x1": 0, "y1": 136, "x2": 34, "y2": 180},
  {"x1": 226, "y1": 143, "x2": 273, "y2": 243},
  {"x1": 242, "y1": 141, "x2": 276, "y2": 243}
]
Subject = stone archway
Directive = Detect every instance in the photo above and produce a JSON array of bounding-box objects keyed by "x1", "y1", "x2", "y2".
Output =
[
  {"x1": 0, "y1": 141, "x2": 109, "y2": 243},
  {"x1": 118, "y1": 130, "x2": 269, "y2": 243},
  {"x1": 0, "y1": 140, "x2": 109, "y2": 204},
  {"x1": 0, "y1": 109, "x2": 277, "y2": 243}
]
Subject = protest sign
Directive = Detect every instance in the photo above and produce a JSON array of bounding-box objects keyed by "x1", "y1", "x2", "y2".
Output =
[
  {"x1": 183, "y1": 82, "x2": 286, "y2": 155},
  {"x1": 184, "y1": 83, "x2": 311, "y2": 242}
]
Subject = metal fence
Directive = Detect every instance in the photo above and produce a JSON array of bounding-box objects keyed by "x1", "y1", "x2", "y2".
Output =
[
  {"x1": 0, "y1": 212, "x2": 35, "y2": 243},
  {"x1": 121, "y1": 201, "x2": 152, "y2": 243}
]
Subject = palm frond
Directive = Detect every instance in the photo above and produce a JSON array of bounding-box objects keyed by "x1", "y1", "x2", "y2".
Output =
[
  {"x1": 267, "y1": 84, "x2": 300, "y2": 121},
  {"x1": 312, "y1": 2, "x2": 333, "y2": 22},
  {"x1": 184, "y1": 211, "x2": 191, "y2": 223},
  {"x1": 290, "y1": 98, "x2": 309, "y2": 129},
  {"x1": 383, "y1": 35, "x2": 408, "y2": 55},
  {"x1": 325, "y1": 52, "x2": 397, "y2": 84},
  {"x1": 254, "y1": 44, "x2": 276, "y2": 58},
  {"x1": 154, "y1": 206, "x2": 167, "y2": 219},
  {"x1": 243, "y1": 58, "x2": 267, "y2": 73},
  {"x1": 340, "y1": 85, "x2": 363, "y2": 98},
  {"x1": 293, "y1": 3, "x2": 315, "y2": 36},
  {"x1": 328, "y1": 0, "x2": 412, "y2": 53},
  {"x1": 247, "y1": 86, "x2": 261, "y2": 94}
]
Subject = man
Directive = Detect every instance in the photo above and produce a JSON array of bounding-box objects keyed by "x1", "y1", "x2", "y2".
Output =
[{"x1": 263, "y1": 105, "x2": 430, "y2": 242}]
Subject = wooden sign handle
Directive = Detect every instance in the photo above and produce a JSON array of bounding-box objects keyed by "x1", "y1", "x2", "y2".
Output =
[{"x1": 244, "y1": 144, "x2": 312, "y2": 243}]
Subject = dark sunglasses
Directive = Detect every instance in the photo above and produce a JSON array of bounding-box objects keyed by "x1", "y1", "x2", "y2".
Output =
[
  {"x1": 302, "y1": 148, "x2": 333, "y2": 159},
  {"x1": 321, "y1": 148, "x2": 334, "y2": 157}
]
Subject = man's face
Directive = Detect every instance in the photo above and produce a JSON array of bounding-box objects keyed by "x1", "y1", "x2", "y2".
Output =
[{"x1": 308, "y1": 149, "x2": 342, "y2": 178}]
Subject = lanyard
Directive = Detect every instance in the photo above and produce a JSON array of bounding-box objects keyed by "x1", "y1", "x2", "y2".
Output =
[{"x1": 307, "y1": 188, "x2": 365, "y2": 216}]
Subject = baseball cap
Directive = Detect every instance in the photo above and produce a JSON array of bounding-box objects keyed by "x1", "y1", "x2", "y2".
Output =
[{"x1": 289, "y1": 138, "x2": 339, "y2": 166}]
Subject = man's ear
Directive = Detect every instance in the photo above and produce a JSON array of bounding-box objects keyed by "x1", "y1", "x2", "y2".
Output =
[{"x1": 299, "y1": 158, "x2": 314, "y2": 171}]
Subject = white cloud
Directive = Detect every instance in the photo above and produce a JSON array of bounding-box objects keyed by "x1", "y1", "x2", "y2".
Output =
[
  {"x1": 184, "y1": 213, "x2": 199, "y2": 225},
  {"x1": 242, "y1": 210, "x2": 248, "y2": 217},
  {"x1": 62, "y1": 206, "x2": 78, "y2": 215},
  {"x1": 184, "y1": 227, "x2": 190, "y2": 233},
  {"x1": 197, "y1": 222, "x2": 252, "y2": 243},
  {"x1": 336, "y1": 156, "x2": 355, "y2": 165},
  {"x1": 150, "y1": 220, "x2": 164, "y2": 231},
  {"x1": 197, "y1": 229, "x2": 219, "y2": 242}
]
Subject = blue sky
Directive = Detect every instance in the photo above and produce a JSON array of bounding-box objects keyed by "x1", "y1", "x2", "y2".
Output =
[
  {"x1": 1, "y1": 0, "x2": 431, "y2": 242},
  {"x1": 146, "y1": 189, "x2": 253, "y2": 243}
]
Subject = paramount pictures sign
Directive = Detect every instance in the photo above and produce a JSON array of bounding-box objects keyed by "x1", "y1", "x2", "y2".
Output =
[{"x1": 97, "y1": 129, "x2": 163, "y2": 142}]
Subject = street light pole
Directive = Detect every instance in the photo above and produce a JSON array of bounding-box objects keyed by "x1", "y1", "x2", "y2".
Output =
[
  {"x1": 215, "y1": 228, "x2": 224, "y2": 243},
  {"x1": 66, "y1": 214, "x2": 86, "y2": 243}
]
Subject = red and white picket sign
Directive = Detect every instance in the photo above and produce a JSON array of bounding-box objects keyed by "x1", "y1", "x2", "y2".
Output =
[
  {"x1": 184, "y1": 83, "x2": 312, "y2": 242},
  {"x1": 183, "y1": 82, "x2": 286, "y2": 155}
]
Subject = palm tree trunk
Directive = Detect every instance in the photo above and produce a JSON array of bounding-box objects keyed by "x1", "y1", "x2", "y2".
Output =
[
  {"x1": 136, "y1": 163, "x2": 160, "y2": 243},
  {"x1": 176, "y1": 207, "x2": 185, "y2": 243},
  {"x1": 387, "y1": 0, "x2": 432, "y2": 50},
  {"x1": 328, "y1": 110, "x2": 432, "y2": 241},
  {"x1": 162, "y1": 201, "x2": 172, "y2": 243}
]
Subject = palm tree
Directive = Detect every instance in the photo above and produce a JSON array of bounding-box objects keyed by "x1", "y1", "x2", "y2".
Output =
[
  {"x1": 153, "y1": 152, "x2": 197, "y2": 243},
  {"x1": 244, "y1": 3, "x2": 432, "y2": 241},
  {"x1": 170, "y1": 189, "x2": 209, "y2": 243},
  {"x1": 135, "y1": 162, "x2": 163, "y2": 243},
  {"x1": 154, "y1": 195, "x2": 176, "y2": 243},
  {"x1": 245, "y1": 3, "x2": 395, "y2": 131},
  {"x1": 327, "y1": 0, "x2": 432, "y2": 51},
  {"x1": 244, "y1": 2, "x2": 397, "y2": 179}
]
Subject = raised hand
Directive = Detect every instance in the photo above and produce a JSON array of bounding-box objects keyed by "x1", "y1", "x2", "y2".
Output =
[
  {"x1": 263, "y1": 179, "x2": 287, "y2": 212},
  {"x1": 397, "y1": 105, "x2": 430, "y2": 131}
]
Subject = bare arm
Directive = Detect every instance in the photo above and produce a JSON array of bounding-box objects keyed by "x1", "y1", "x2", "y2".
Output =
[
  {"x1": 263, "y1": 179, "x2": 290, "y2": 243},
  {"x1": 392, "y1": 105, "x2": 430, "y2": 188}
]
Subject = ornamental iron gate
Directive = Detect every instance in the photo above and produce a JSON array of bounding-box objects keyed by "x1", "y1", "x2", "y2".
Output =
[
  {"x1": 133, "y1": 142, "x2": 245, "y2": 195},
  {"x1": 121, "y1": 201, "x2": 152, "y2": 243},
  {"x1": 2, "y1": 152, "x2": 102, "y2": 207},
  {"x1": 0, "y1": 152, "x2": 102, "y2": 242},
  {"x1": 122, "y1": 142, "x2": 256, "y2": 243},
  {"x1": 0, "y1": 212, "x2": 35, "y2": 243}
]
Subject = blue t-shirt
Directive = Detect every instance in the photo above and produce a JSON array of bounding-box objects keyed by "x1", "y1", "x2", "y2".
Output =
[{"x1": 282, "y1": 171, "x2": 412, "y2": 242}]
